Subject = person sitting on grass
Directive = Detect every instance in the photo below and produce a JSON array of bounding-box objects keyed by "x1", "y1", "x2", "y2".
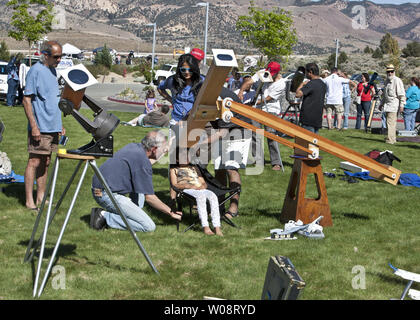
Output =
[
  {"x1": 126, "y1": 104, "x2": 170, "y2": 127},
  {"x1": 169, "y1": 147, "x2": 223, "y2": 236}
]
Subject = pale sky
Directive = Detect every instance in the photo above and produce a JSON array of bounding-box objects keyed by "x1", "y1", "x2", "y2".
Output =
[{"x1": 312, "y1": 0, "x2": 419, "y2": 4}]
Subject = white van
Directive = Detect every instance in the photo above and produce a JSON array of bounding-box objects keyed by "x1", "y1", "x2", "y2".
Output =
[
  {"x1": 0, "y1": 61, "x2": 8, "y2": 101},
  {"x1": 153, "y1": 64, "x2": 177, "y2": 85}
]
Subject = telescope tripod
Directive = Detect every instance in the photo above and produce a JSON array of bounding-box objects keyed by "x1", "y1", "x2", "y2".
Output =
[
  {"x1": 281, "y1": 101, "x2": 301, "y2": 125},
  {"x1": 24, "y1": 152, "x2": 158, "y2": 298}
]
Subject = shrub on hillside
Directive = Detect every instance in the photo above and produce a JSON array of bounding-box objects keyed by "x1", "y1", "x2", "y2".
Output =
[
  {"x1": 85, "y1": 64, "x2": 109, "y2": 78},
  {"x1": 402, "y1": 42, "x2": 420, "y2": 58},
  {"x1": 372, "y1": 48, "x2": 383, "y2": 59},
  {"x1": 111, "y1": 64, "x2": 127, "y2": 76}
]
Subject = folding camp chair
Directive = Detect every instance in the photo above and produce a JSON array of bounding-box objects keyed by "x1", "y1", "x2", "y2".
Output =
[
  {"x1": 170, "y1": 163, "x2": 241, "y2": 232},
  {"x1": 389, "y1": 263, "x2": 420, "y2": 300},
  {"x1": 414, "y1": 109, "x2": 420, "y2": 135}
]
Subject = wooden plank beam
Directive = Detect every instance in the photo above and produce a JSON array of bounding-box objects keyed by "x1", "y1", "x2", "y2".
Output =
[{"x1": 227, "y1": 101, "x2": 401, "y2": 185}]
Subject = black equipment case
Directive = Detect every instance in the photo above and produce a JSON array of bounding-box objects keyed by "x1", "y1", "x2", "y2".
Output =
[{"x1": 261, "y1": 256, "x2": 306, "y2": 300}]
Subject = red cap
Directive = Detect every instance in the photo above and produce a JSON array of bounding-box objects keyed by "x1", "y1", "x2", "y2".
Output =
[
  {"x1": 190, "y1": 48, "x2": 205, "y2": 61},
  {"x1": 266, "y1": 61, "x2": 281, "y2": 76}
]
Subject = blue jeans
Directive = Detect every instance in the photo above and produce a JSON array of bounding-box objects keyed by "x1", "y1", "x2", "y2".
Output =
[
  {"x1": 301, "y1": 124, "x2": 319, "y2": 134},
  {"x1": 355, "y1": 101, "x2": 371, "y2": 129},
  {"x1": 342, "y1": 96, "x2": 351, "y2": 129},
  {"x1": 92, "y1": 189, "x2": 156, "y2": 232},
  {"x1": 403, "y1": 109, "x2": 418, "y2": 131},
  {"x1": 7, "y1": 79, "x2": 18, "y2": 106},
  {"x1": 381, "y1": 112, "x2": 387, "y2": 129}
]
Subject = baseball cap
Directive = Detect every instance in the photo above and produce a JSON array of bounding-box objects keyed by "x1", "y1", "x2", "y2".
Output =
[
  {"x1": 190, "y1": 48, "x2": 205, "y2": 61},
  {"x1": 266, "y1": 61, "x2": 281, "y2": 76}
]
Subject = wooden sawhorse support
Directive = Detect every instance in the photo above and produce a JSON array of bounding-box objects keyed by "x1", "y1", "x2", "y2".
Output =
[
  {"x1": 280, "y1": 156, "x2": 333, "y2": 227},
  {"x1": 24, "y1": 152, "x2": 158, "y2": 298}
]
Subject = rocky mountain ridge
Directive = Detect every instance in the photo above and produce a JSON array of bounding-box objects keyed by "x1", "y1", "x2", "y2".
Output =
[{"x1": 0, "y1": 0, "x2": 418, "y2": 54}]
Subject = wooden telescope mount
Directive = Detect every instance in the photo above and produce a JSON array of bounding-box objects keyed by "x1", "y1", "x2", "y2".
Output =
[{"x1": 178, "y1": 49, "x2": 401, "y2": 227}]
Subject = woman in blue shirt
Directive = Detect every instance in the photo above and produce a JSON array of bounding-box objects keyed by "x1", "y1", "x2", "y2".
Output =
[
  {"x1": 401, "y1": 77, "x2": 420, "y2": 131},
  {"x1": 157, "y1": 54, "x2": 203, "y2": 124}
]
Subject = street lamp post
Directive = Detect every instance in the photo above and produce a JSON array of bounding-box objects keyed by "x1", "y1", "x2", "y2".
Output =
[
  {"x1": 146, "y1": 23, "x2": 156, "y2": 82},
  {"x1": 196, "y1": 2, "x2": 209, "y2": 65},
  {"x1": 335, "y1": 38, "x2": 339, "y2": 68}
]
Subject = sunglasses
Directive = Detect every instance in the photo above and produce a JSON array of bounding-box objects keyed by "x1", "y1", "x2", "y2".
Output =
[
  {"x1": 49, "y1": 54, "x2": 63, "y2": 59},
  {"x1": 387, "y1": 70, "x2": 394, "y2": 74},
  {"x1": 180, "y1": 67, "x2": 191, "y2": 73}
]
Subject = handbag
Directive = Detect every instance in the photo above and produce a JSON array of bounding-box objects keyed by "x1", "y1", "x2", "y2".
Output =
[{"x1": 355, "y1": 95, "x2": 361, "y2": 105}]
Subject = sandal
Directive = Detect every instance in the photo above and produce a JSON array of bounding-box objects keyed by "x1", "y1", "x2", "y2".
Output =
[{"x1": 225, "y1": 210, "x2": 239, "y2": 218}]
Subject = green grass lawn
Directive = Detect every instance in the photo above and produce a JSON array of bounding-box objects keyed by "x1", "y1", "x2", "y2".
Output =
[{"x1": 0, "y1": 103, "x2": 419, "y2": 300}]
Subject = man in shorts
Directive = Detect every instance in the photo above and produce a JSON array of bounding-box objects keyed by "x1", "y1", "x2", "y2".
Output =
[
  {"x1": 23, "y1": 41, "x2": 65, "y2": 211},
  {"x1": 323, "y1": 67, "x2": 355, "y2": 130}
]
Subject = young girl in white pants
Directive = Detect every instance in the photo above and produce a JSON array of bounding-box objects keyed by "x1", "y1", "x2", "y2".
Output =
[{"x1": 170, "y1": 151, "x2": 222, "y2": 236}]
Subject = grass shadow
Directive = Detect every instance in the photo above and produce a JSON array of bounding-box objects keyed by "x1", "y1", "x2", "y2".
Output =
[
  {"x1": 347, "y1": 135, "x2": 387, "y2": 144},
  {"x1": 80, "y1": 214, "x2": 90, "y2": 226},
  {"x1": 1, "y1": 183, "x2": 26, "y2": 206},
  {"x1": 400, "y1": 143, "x2": 420, "y2": 150},
  {"x1": 18, "y1": 239, "x2": 77, "y2": 260},
  {"x1": 254, "y1": 208, "x2": 281, "y2": 219},
  {"x1": 342, "y1": 212, "x2": 370, "y2": 220}
]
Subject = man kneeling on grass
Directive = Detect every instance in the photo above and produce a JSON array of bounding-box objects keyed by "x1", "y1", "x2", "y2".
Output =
[{"x1": 90, "y1": 130, "x2": 182, "y2": 231}]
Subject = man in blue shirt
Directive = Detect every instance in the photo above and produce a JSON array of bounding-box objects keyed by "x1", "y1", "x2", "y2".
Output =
[
  {"x1": 90, "y1": 130, "x2": 182, "y2": 231},
  {"x1": 6, "y1": 56, "x2": 19, "y2": 106},
  {"x1": 23, "y1": 41, "x2": 65, "y2": 211}
]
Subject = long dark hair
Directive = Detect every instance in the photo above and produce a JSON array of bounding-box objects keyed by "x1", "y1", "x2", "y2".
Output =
[
  {"x1": 173, "y1": 54, "x2": 202, "y2": 96},
  {"x1": 362, "y1": 73, "x2": 370, "y2": 82},
  {"x1": 411, "y1": 77, "x2": 420, "y2": 87}
]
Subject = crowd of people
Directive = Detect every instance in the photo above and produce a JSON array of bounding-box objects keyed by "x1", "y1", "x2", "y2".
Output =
[{"x1": 11, "y1": 40, "x2": 420, "y2": 238}]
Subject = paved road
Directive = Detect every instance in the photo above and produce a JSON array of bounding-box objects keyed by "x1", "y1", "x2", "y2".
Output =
[
  {"x1": 83, "y1": 83, "x2": 405, "y2": 130},
  {"x1": 82, "y1": 83, "x2": 148, "y2": 113}
]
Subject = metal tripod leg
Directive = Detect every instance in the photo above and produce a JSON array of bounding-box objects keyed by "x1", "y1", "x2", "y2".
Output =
[
  {"x1": 23, "y1": 156, "x2": 58, "y2": 263},
  {"x1": 36, "y1": 160, "x2": 90, "y2": 297},
  {"x1": 24, "y1": 159, "x2": 84, "y2": 263},
  {"x1": 32, "y1": 155, "x2": 60, "y2": 297},
  {"x1": 89, "y1": 160, "x2": 159, "y2": 274}
]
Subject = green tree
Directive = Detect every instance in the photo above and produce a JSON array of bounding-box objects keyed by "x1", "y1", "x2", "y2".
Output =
[
  {"x1": 0, "y1": 41, "x2": 11, "y2": 61},
  {"x1": 372, "y1": 47, "x2": 383, "y2": 59},
  {"x1": 7, "y1": 0, "x2": 55, "y2": 54},
  {"x1": 95, "y1": 44, "x2": 113, "y2": 69},
  {"x1": 326, "y1": 52, "x2": 348, "y2": 69},
  {"x1": 402, "y1": 41, "x2": 420, "y2": 57},
  {"x1": 363, "y1": 46, "x2": 373, "y2": 54},
  {"x1": 379, "y1": 32, "x2": 399, "y2": 55},
  {"x1": 236, "y1": 1, "x2": 298, "y2": 61},
  {"x1": 338, "y1": 52, "x2": 348, "y2": 64}
]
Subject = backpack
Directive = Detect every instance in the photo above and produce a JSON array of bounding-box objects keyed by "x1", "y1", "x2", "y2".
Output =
[
  {"x1": 0, "y1": 151, "x2": 12, "y2": 176},
  {"x1": 365, "y1": 149, "x2": 401, "y2": 166}
]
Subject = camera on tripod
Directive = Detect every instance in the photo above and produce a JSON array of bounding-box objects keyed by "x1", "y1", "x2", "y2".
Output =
[{"x1": 285, "y1": 67, "x2": 306, "y2": 105}]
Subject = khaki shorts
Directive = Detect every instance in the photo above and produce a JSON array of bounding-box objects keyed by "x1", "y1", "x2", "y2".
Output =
[
  {"x1": 28, "y1": 132, "x2": 59, "y2": 155},
  {"x1": 325, "y1": 104, "x2": 344, "y2": 115}
]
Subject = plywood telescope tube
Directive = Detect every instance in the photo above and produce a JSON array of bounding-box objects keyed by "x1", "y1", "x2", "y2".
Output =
[{"x1": 181, "y1": 49, "x2": 401, "y2": 186}]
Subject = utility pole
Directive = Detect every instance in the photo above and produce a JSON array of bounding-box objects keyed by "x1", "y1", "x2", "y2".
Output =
[{"x1": 335, "y1": 39, "x2": 339, "y2": 68}]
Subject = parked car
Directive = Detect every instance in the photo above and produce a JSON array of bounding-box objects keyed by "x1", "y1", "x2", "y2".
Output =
[
  {"x1": 0, "y1": 61, "x2": 8, "y2": 101},
  {"x1": 21, "y1": 55, "x2": 41, "y2": 67},
  {"x1": 153, "y1": 64, "x2": 177, "y2": 85},
  {"x1": 93, "y1": 47, "x2": 117, "y2": 58}
]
